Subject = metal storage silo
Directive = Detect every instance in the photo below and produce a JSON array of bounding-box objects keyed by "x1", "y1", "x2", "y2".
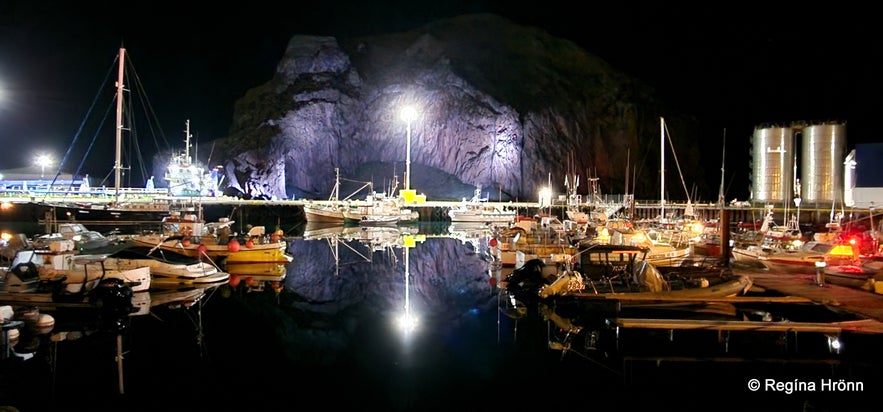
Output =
[
  {"x1": 751, "y1": 125, "x2": 795, "y2": 204},
  {"x1": 800, "y1": 122, "x2": 846, "y2": 205}
]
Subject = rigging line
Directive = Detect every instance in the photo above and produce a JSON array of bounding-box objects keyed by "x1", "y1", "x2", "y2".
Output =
[
  {"x1": 125, "y1": 59, "x2": 164, "y2": 184},
  {"x1": 662, "y1": 120, "x2": 692, "y2": 204},
  {"x1": 42, "y1": 53, "x2": 119, "y2": 202},
  {"x1": 77, "y1": 103, "x2": 115, "y2": 188},
  {"x1": 126, "y1": 52, "x2": 170, "y2": 153}
]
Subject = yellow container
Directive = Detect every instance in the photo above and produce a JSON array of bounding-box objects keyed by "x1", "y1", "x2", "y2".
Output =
[
  {"x1": 398, "y1": 190, "x2": 427, "y2": 204},
  {"x1": 399, "y1": 189, "x2": 417, "y2": 203}
]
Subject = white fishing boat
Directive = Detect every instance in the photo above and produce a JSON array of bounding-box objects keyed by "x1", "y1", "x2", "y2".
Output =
[
  {"x1": 164, "y1": 119, "x2": 222, "y2": 197},
  {"x1": 448, "y1": 186, "x2": 516, "y2": 224},
  {"x1": 343, "y1": 189, "x2": 419, "y2": 224}
]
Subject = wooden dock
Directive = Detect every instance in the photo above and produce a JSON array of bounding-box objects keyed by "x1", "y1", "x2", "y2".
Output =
[{"x1": 732, "y1": 266, "x2": 883, "y2": 321}]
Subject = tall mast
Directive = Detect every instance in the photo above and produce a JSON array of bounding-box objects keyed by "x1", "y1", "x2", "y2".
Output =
[
  {"x1": 719, "y1": 128, "x2": 726, "y2": 209},
  {"x1": 185, "y1": 119, "x2": 192, "y2": 164},
  {"x1": 114, "y1": 47, "x2": 126, "y2": 198},
  {"x1": 660, "y1": 116, "x2": 665, "y2": 220}
]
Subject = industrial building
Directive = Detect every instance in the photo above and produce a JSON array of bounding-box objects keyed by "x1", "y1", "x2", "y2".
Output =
[{"x1": 747, "y1": 120, "x2": 882, "y2": 209}]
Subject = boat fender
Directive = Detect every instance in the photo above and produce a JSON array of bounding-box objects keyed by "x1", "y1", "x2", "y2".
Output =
[
  {"x1": 227, "y1": 239, "x2": 241, "y2": 252},
  {"x1": 10, "y1": 262, "x2": 39, "y2": 281}
]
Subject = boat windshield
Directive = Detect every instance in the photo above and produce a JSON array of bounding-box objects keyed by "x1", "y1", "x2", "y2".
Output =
[{"x1": 10, "y1": 250, "x2": 36, "y2": 266}]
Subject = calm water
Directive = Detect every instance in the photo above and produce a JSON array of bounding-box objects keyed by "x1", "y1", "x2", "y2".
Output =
[{"x1": 3, "y1": 222, "x2": 883, "y2": 411}]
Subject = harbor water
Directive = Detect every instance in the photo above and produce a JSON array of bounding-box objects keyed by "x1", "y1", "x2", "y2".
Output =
[{"x1": 2, "y1": 221, "x2": 883, "y2": 411}]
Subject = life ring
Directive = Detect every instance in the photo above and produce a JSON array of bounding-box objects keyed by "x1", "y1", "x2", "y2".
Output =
[{"x1": 11, "y1": 262, "x2": 38, "y2": 280}]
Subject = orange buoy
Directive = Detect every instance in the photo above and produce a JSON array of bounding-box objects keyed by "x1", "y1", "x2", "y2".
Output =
[
  {"x1": 489, "y1": 238, "x2": 498, "y2": 247},
  {"x1": 270, "y1": 234, "x2": 280, "y2": 243},
  {"x1": 227, "y1": 239, "x2": 241, "y2": 252},
  {"x1": 245, "y1": 239, "x2": 255, "y2": 248},
  {"x1": 488, "y1": 277, "x2": 498, "y2": 287},
  {"x1": 229, "y1": 274, "x2": 241, "y2": 287},
  {"x1": 182, "y1": 238, "x2": 191, "y2": 247},
  {"x1": 197, "y1": 244, "x2": 208, "y2": 256},
  {"x1": 245, "y1": 277, "x2": 255, "y2": 287}
]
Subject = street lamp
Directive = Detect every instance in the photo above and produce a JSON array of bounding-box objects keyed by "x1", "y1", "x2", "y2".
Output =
[
  {"x1": 400, "y1": 106, "x2": 418, "y2": 192},
  {"x1": 35, "y1": 154, "x2": 52, "y2": 179}
]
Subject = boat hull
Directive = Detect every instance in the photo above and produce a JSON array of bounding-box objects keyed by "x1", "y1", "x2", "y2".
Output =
[
  {"x1": 129, "y1": 237, "x2": 293, "y2": 264},
  {"x1": 303, "y1": 204, "x2": 346, "y2": 223}
]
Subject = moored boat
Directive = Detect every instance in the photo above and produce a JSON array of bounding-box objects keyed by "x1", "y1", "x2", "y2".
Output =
[
  {"x1": 448, "y1": 186, "x2": 516, "y2": 224},
  {"x1": 823, "y1": 256, "x2": 883, "y2": 292},
  {"x1": 127, "y1": 210, "x2": 292, "y2": 265},
  {"x1": 88, "y1": 245, "x2": 230, "y2": 288},
  {"x1": 755, "y1": 239, "x2": 858, "y2": 273},
  {"x1": 31, "y1": 223, "x2": 118, "y2": 252},
  {"x1": 1, "y1": 243, "x2": 150, "y2": 294},
  {"x1": 501, "y1": 243, "x2": 751, "y2": 306}
]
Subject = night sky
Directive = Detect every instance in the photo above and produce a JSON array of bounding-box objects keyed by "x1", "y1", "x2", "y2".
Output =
[{"x1": 0, "y1": 1, "x2": 878, "y2": 200}]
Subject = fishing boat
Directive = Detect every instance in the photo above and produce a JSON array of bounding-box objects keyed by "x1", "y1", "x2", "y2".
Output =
[
  {"x1": 731, "y1": 210, "x2": 804, "y2": 266},
  {"x1": 501, "y1": 244, "x2": 751, "y2": 306},
  {"x1": 127, "y1": 209, "x2": 293, "y2": 265},
  {"x1": 590, "y1": 216, "x2": 694, "y2": 267},
  {"x1": 164, "y1": 119, "x2": 222, "y2": 197},
  {"x1": 344, "y1": 192, "x2": 418, "y2": 224},
  {"x1": 448, "y1": 186, "x2": 516, "y2": 224},
  {"x1": 493, "y1": 216, "x2": 578, "y2": 268},
  {"x1": 303, "y1": 168, "x2": 372, "y2": 223}
]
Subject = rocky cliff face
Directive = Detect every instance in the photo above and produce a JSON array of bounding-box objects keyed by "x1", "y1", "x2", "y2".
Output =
[{"x1": 214, "y1": 13, "x2": 705, "y2": 202}]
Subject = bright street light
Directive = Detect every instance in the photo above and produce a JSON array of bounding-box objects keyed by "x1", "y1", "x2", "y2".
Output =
[
  {"x1": 400, "y1": 106, "x2": 418, "y2": 191},
  {"x1": 35, "y1": 154, "x2": 53, "y2": 178}
]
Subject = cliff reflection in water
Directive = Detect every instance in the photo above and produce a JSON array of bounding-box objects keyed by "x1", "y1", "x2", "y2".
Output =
[{"x1": 204, "y1": 223, "x2": 511, "y2": 410}]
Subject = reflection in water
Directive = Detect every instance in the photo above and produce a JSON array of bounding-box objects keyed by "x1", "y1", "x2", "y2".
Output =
[{"x1": 3, "y1": 222, "x2": 883, "y2": 411}]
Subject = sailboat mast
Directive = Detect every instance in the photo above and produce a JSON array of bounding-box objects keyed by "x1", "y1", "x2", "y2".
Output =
[
  {"x1": 114, "y1": 47, "x2": 126, "y2": 197},
  {"x1": 185, "y1": 119, "x2": 192, "y2": 164},
  {"x1": 660, "y1": 117, "x2": 665, "y2": 220},
  {"x1": 719, "y1": 128, "x2": 726, "y2": 209}
]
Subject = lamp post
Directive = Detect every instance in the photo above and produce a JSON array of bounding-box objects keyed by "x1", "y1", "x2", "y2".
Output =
[{"x1": 400, "y1": 106, "x2": 417, "y2": 192}]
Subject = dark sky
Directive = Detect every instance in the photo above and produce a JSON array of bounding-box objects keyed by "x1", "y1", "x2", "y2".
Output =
[{"x1": 0, "y1": 1, "x2": 878, "y2": 199}]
